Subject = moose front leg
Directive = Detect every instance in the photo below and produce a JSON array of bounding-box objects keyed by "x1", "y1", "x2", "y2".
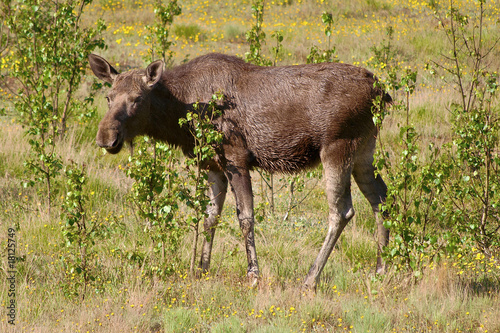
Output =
[
  {"x1": 199, "y1": 170, "x2": 228, "y2": 275},
  {"x1": 226, "y1": 164, "x2": 259, "y2": 286}
]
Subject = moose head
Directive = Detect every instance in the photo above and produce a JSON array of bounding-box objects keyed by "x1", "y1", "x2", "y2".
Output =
[{"x1": 89, "y1": 54, "x2": 164, "y2": 154}]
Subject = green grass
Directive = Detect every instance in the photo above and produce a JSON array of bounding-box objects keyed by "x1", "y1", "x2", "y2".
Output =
[
  {"x1": 173, "y1": 23, "x2": 206, "y2": 41},
  {"x1": 224, "y1": 24, "x2": 247, "y2": 43}
]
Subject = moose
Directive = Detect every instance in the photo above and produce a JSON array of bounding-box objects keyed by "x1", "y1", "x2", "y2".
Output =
[{"x1": 89, "y1": 53, "x2": 391, "y2": 290}]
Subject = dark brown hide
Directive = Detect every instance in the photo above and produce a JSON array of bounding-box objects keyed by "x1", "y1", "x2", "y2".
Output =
[{"x1": 89, "y1": 53, "x2": 391, "y2": 289}]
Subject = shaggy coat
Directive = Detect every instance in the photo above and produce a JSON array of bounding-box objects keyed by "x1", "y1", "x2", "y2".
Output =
[{"x1": 89, "y1": 53, "x2": 391, "y2": 289}]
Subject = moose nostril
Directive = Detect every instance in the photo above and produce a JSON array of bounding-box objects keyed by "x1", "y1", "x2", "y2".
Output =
[
  {"x1": 96, "y1": 134, "x2": 120, "y2": 149},
  {"x1": 111, "y1": 138, "x2": 119, "y2": 148}
]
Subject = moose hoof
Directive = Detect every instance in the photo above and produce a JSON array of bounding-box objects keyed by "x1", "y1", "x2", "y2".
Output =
[
  {"x1": 194, "y1": 268, "x2": 204, "y2": 279},
  {"x1": 303, "y1": 283, "x2": 316, "y2": 294},
  {"x1": 303, "y1": 275, "x2": 317, "y2": 293},
  {"x1": 376, "y1": 261, "x2": 386, "y2": 275},
  {"x1": 247, "y1": 271, "x2": 259, "y2": 288}
]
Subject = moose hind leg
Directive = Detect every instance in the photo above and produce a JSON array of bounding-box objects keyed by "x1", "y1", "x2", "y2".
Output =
[
  {"x1": 304, "y1": 152, "x2": 355, "y2": 290},
  {"x1": 352, "y1": 151, "x2": 389, "y2": 274},
  {"x1": 199, "y1": 170, "x2": 228, "y2": 274}
]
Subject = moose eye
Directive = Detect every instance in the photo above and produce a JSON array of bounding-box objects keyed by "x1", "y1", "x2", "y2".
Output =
[{"x1": 105, "y1": 96, "x2": 110, "y2": 104}]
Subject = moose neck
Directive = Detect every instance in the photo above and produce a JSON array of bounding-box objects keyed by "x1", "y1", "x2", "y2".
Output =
[{"x1": 145, "y1": 83, "x2": 196, "y2": 155}]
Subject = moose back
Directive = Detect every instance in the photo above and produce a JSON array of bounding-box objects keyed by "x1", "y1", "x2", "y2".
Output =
[{"x1": 89, "y1": 53, "x2": 391, "y2": 289}]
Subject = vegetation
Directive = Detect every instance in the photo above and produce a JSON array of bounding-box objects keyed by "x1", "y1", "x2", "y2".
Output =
[{"x1": 0, "y1": 0, "x2": 499, "y2": 332}]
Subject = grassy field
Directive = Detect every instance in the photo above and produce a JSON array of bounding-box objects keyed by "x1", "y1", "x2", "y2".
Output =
[{"x1": 1, "y1": 0, "x2": 500, "y2": 332}]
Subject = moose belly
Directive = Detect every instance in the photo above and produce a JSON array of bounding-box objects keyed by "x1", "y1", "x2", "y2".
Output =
[{"x1": 248, "y1": 135, "x2": 321, "y2": 173}]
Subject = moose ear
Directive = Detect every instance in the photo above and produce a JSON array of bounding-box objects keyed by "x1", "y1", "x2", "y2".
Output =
[
  {"x1": 88, "y1": 54, "x2": 119, "y2": 84},
  {"x1": 145, "y1": 60, "x2": 164, "y2": 87}
]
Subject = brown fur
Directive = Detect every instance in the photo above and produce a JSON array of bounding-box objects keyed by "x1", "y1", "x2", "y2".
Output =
[{"x1": 89, "y1": 53, "x2": 391, "y2": 289}]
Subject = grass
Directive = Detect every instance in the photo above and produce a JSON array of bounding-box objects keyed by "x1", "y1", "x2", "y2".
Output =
[
  {"x1": 1, "y1": 0, "x2": 500, "y2": 332},
  {"x1": 1, "y1": 156, "x2": 498, "y2": 332},
  {"x1": 173, "y1": 23, "x2": 206, "y2": 41}
]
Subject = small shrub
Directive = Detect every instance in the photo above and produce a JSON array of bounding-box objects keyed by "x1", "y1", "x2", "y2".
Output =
[
  {"x1": 61, "y1": 162, "x2": 112, "y2": 299},
  {"x1": 173, "y1": 23, "x2": 205, "y2": 41},
  {"x1": 245, "y1": 0, "x2": 272, "y2": 66},
  {"x1": 306, "y1": 12, "x2": 338, "y2": 64},
  {"x1": 126, "y1": 138, "x2": 187, "y2": 277},
  {"x1": 1, "y1": 0, "x2": 105, "y2": 212},
  {"x1": 429, "y1": 0, "x2": 500, "y2": 257},
  {"x1": 144, "y1": 0, "x2": 182, "y2": 64}
]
